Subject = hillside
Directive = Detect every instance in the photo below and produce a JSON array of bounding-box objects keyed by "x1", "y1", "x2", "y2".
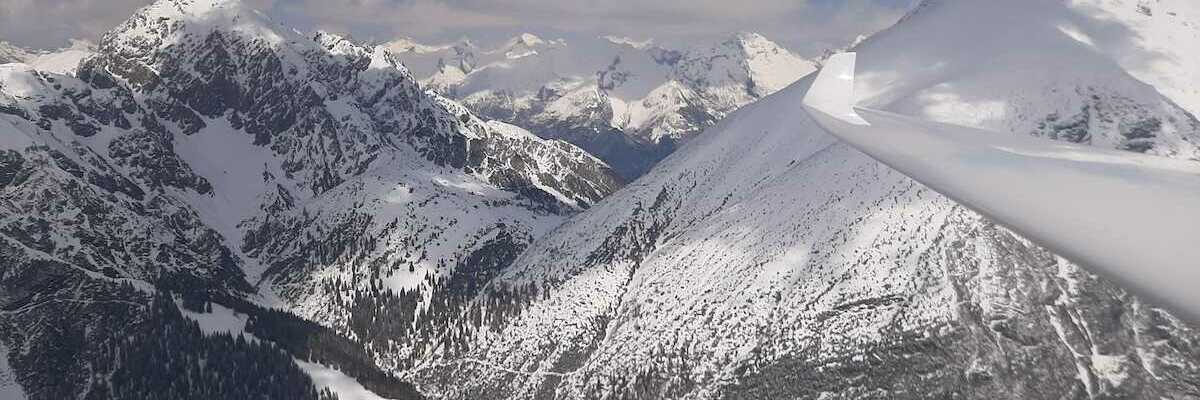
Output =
[{"x1": 404, "y1": 0, "x2": 1200, "y2": 398}]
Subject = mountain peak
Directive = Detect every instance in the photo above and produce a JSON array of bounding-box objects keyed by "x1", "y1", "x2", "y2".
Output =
[
  {"x1": 385, "y1": 36, "x2": 475, "y2": 55},
  {"x1": 602, "y1": 35, "x2": 655, "y2": 49},
  {"x1": 719, "y1": 31, "x2": 787, "y2": 54},
  {"x1": 496, "y1": 33, "x2": 555, "y2": 60},
  {"x1": 669, "y1": 32, "x2": 813, "y2": 98},
  {"x1": 104, "y1": 0, "x2": 299, "y2": 53},
  {"x1": 138, "y1": 0, "x2": 252, "y2": 20},
  {"x1": 513, "y1": 33, "x2": 545, "y2": 47},
  {"x1": 732, "y1": 31, "x2": 768, "y2": 42}
]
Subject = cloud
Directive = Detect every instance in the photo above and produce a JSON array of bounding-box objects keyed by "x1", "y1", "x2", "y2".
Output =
[
  {"x1": 263, "y1": 0, "x2": 913, "y2": 53},
  {"x1": 0, "y1": 0, "x2": 152, "y2": 48},
  {"x1": 0, "y1": 0, "x2": 913, "y2": 54}
]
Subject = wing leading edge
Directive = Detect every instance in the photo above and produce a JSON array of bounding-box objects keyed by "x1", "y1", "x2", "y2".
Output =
[{"x1": 803, "y1": 53, "x2": 1200, "y2": 323}]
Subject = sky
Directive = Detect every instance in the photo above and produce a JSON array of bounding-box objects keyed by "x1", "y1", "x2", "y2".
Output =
[{"x1": 0, "y1": 0, "x2": 915, "y2": 56}]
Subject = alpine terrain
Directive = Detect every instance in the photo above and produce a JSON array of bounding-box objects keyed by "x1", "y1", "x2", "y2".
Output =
[
  {"x1": 394, "y1": 0, "x2": 1200, "y2": 399},
  {"x1": 1, "y1": 0, "x2": 1199, "y2": 399},
  {"x1": 389, "y1": 33, "x2": 817, "y2": 179},
  {"x1": 0, "y1": 0, "x2": 619, "y2": 398}
]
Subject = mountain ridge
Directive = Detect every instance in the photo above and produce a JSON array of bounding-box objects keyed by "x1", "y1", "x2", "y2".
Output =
[
  {"x1": 2, "y1": 0, "x2": 1199, "y2": 399},
  {"x1": 391, "y1": 31, "x2": 817, "y2": 179}
]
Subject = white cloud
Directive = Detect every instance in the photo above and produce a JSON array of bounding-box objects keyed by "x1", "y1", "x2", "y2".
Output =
[{"x1": 0, "y1": 0, "x2": 151, "y2": 48}]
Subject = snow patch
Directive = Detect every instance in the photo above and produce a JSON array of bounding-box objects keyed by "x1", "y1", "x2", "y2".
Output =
[
  {"x1": 176, "y1": 300, "x2": 251, "y2": 337},
  {"x1": 1091, "y1": 354, "x2": 1130, "y2": 388},
  {"x1": 382, "y1": 264, "x2": 431, "y2": 292},
  {"x1": 173, "y1": 116, "x2": 284, "y2": 254},
  {"x1": 296, "y1": 360, "x2": 390, "y2": 400}
]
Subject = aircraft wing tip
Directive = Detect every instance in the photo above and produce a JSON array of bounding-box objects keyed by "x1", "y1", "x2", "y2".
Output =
[{"x1": 803, "y1": 52, "x2": 867, "y2": 126}]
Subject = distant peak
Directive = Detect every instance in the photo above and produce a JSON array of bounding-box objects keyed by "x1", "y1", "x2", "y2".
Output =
[
  {"x1": 515, "y1": 33, "x2": 545, "y2": 46},
  {"x1": 733, "y1": 31, "x2": 768, "y2": 42},
  {"x1": 495, "y1": 33, "x2": 557, "y2": 60},
  {"x1": 313, "y1": 30, "x2": 355, "y2": 49},
  {"x1": 385, "y1": 36, "x2": 475, "y2": 55},
  {"x1": 386, "y1": 36, "x2": 429, "y2": 50},
  {"x1": 391, "y1": 36, "x2": 419, "y2": 45},
  {"x1": 141, "y1": 0, "x2": 249, "y2": 18},
  {"x1": 705, "y1": 32, "x2": 798, "y2": 60},
  {"x1": 499, "y1": 33, "x2": 555, "y2": 51},
  {"x1": 64, "y1": 39, "x2": 96, "y2": 51},
  {"x1": 105, "y1": 0, "x2": 299, "y2": 50},
  {"x1": 602, "y1": 35, "x2": 655, "y2": 49},
  {"x1": 122, "y1": 0, "x2": 282, "y2": 30},
  {"x1": 725, "y1": 32, "x2": 779, "y2": 49}
]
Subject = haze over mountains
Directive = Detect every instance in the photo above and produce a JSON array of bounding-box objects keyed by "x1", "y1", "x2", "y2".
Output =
[
  {"x1": 389, "y1": 32, "x2": 816, "y2": 179},
  {"x1": 1, "y1": 0, "x2": 1199, "y2": 399}
]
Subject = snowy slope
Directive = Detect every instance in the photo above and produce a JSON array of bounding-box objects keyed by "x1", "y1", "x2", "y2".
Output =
[
  {"x1": 1064, "y1": 0, "x2": 1200, "y2": 115},
  {"x1": 26, "y1": 41, "x2": 96, "y2": 76},
  {"x1": 298, "y1": 360, "x2": 391, "y2": 400},
  {"x1": 392, "y1": 33, "x2": 817, "y2": 179},
  {"x1": 403, "y1": 0, "x2": 1200, "y2": 399},
  {"x1": 0, "y1": 40, "x2": 96, "y2": 75}
]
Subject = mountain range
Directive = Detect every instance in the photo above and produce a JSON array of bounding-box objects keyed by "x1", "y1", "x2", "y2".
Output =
[
  {"x1": 388, "y1": 32, "x2": 817, "y2": 179},
  {"x1": 0, "y1": 0, "x2": 617, "y2": 398},
  {"x1": 397, "y1": 0, "x2": 1200, "y2": 398},
  {"x1": 1, "y1": 0, "x2": 1199, "y2": 399}
]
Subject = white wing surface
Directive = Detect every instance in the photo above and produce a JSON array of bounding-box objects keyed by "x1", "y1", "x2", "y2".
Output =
[{"x1": 804, "y1": 53, "x2": 1200, "y2": 322}]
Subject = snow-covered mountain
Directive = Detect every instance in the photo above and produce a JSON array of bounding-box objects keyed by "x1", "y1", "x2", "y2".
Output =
[
  {"x1": 4, "y1": 0, "x2": 1200, "y2": 399},
  {"x1": 390, "y1": 33, "x2": 817, "y2": 179},
  {"x1": 396, "y1": 0, "x2": 1200, "y2": 398},
  {"x1": 0, "y1": 42, "x2": 33, "y2": 64},
  {"x1": 1066, "y1": 0, "x2": 1200, "y2": 117},
  {"x1": 0, "y1": 0, "x2": 618, "y2": 398},
  {"x1": 0, "y1": 40, "x2": 96, "y2": 76}
]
